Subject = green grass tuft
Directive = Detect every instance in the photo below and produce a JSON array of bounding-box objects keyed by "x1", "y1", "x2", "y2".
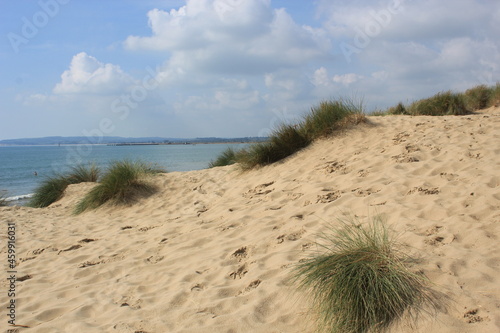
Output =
[
  {"x1": 301, "y1": 99, "x2": 364, "y2": 140},
  {"x1": 407, "y1": 91, "x2": 469, "y2": 116},
  {"x1": 66, "y1": 163, "x2": 101, "y2": 184},
  {"x1": 292, "y1": 217, "x2": 442, "y2": 333},
  {"x1": 208, "y1": 147, "x2": 239, "y2": 168},
  {"x1": 487, "y1": 83, "x2": 500, "y2": 107},
  {"x1": 387, "y1": 102, "x2": 408, "y2": 115},
  {"x1": 236, "y1": 98, "x2": 364, "y2": 169},
  {"x1": 240, "y1": 124, "x2": 311, "y2": 169},
  {"x1": 464, "y1": 85, "x2": 492, "y2": 111},
  {"x1": 29, "y1": 176, "x2": 71, "y2": 208},
  {"x1": 74, "y1": 160, "x2": 158, "y2": 214},
  {"x1": 28, "y1": 163, "x2": 101, "y2": 208}
]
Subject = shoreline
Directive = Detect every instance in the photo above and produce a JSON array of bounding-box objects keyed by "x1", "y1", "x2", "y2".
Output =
[{"x1": 0, "y1": 141, "x2": 257, "y2": 147}]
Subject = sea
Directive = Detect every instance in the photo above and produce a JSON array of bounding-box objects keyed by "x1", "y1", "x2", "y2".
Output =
[{"x1": 0, "y1": 143, "x2": 249, "y2": 205}]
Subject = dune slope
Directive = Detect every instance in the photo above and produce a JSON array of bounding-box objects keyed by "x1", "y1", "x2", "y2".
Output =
[{"x1": 1, "y1": 107, "x2": 499, "y2": 332}]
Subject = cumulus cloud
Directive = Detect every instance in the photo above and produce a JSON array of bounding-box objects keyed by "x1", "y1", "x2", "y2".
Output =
[
  {"x1": 313, "y1": 0, "x2": 500, "y2": 106},
  {"x1": 312, "y1": 67, "x2": 362, "y2": 87},
  {"x1": 53, "y1": 52, "x2": 135, "y2": 94},
  {"x1": 125, "y1": 0, "x2": 330, "y2": 75}
]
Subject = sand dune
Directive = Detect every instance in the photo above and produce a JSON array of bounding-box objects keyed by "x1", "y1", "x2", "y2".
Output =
[{"x1": 1, "y1": 107, "x2": 499, "y2": 332}]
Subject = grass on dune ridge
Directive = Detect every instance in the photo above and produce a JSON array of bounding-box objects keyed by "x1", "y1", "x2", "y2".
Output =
[
  {"x1": 212, "y1": 84, "x2": 499, "y2": 168},
  {"x1": 292, "y1": 217, "x2": 443, "y2": 333},
  {"x1": 208, "y1": 147, "x2": 239, "y2": 168},
  {"x1": 211, "y1": 98, "x2": 365, "y2": 169},
  {"x1": 74, "y1": 160, "x2": 164, "y2": 214},
  {"x1": 28, "y1": 163, "x2": 101, "y2": 208},
  {"x1": 407, "y1": 91, "x2": 469, "y2": 116},
  {"x1": 377, "y1": 83, "x2": 500, "y2": 116}
]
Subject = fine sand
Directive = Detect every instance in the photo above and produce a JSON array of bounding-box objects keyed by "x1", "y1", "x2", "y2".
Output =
[{"x1": 1, "y1": 107, "x2": 499, "y2": 332}]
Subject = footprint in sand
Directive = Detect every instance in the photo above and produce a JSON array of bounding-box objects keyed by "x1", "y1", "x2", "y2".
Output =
[
  {"x1": 392, "y1": 153, "x2": 419, "y2": 163},
  {"x1": 16, "y1": 274, "x2": 33, "y2": 282},
  {"x1": 138, "y1": 225, "x2": 159, "y2": 232},
  {"x1": 231, "y1": 247, "x2": 248, "y2": 261},
  {"x1": 115, "y1": 296, "x2": 142, "y2": 310},
  {"x1": 425, "y1": 236, "x2": 445, "y2": 246},
  {"x1": 463, "y1": 308, "x2": 487, "y2": 323},
  {"x1": 79, "y1": 238, "x2": 96, "y2": 243},
  {"x1": 193, "y1": 184, "x2": 207, "y2": 194},
  {"x1": 79, "y1": 260, "x2": 103, "y2": 268},
  {"x1": 146, "y1": 255, "x2": 164, "y2": 264},
  {"x1": 393, "y1": 132, "x2": 410, "y2": 144},
  {"x1": 20, "y1": 248, "x2": 46, "y2": 262},
  {"x1": 322, "y1": 160, "x2": 348, "y2": 174},
  {"x1": 194, "y1": 201, "x2": 209, "y2": 216},
  {"x1": 229, "y1": 263, "x2": 249, "y2": 279},
  {"x1": 352, "y1": 187, "x2": 381, "y2": 197},
  {"x1": 190, "y1": 283, "x2": 205, "y2": 292},
  {"x1": 316, "y1": 191, "x2": 341, "y2": 203},
  {"x1": 424, "y1": 225, "x2": 455, "y2": 246},
  {"x1": 425, "y1": 225, "x2": 443, "y2": 236},
  {"x1": 405, "y1": 144, "x2": 420, "y2": 153},
  {"x1": 58, "y1": 244, "x2": 82, "y2": 254},
  {"x1": 277, "y1": 229, "x2": 306, "y2": 244},
  {"x1": 440, "y1": 172, "x2": 459, "y2": 181},
  {"x1": 238, "y1": 279, "x2": 262, "y2": 295},
  {"x1": 358, "y1": 169, "x2": 369, "y2": 177},
  {"x1": 32, "y1": 248, "x2": 45, "y2": 255},
  {"x1": 406, "y1": 186, "x2": 440, "y2": 195},
  {"x1": 287, "y1": 192, "x2": 303, "y2": 200},
  {"x1": 243, "y1": 182, "x2": 275, "y2": 198}
]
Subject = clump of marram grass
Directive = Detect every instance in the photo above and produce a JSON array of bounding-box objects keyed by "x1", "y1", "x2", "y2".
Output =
[
  {"x1": 235, "y1": 98, "x2": 364, "y2": 169},
  {"x1": 387, "y1": 102, "x2": 408, "y2": 115},
  {"x1": 407, "y1": 91, "x2": 469, "y2": 116},
  {"x1": 74, "y1": 160, "x2": 159, "y2": 214},
  {"x1": 488, "y1": 82, "x2": 500, "y2": 107},
  {"x1": 238, "y1": 124, "x2": 311, "y2": 169},
  {"x1": 28, "y1": 176, "x2": 70, "y2": 208},
  {"x1": 292, "y1": 217, "x2": 442, "y2": 333},
  {"x1": 301, "y1": 99, "x2": 364, "y2": 140},
  {"x1": 464, "y1": 85, "x2": 492, "y2": 111},
  {"x1": 66, "y1": 163, "x2": 100, "y2": 183},
  {"x1": 28, "y1": 163, "x2": 101, "y2": 208},
  {"x1": 208, "y1": 147, "x2": 239, "y2": 168}
]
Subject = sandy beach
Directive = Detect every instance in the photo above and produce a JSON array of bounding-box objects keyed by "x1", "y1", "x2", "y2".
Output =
[{"x1": 1, "y1": 107, "x2": 499, "y2": 332}]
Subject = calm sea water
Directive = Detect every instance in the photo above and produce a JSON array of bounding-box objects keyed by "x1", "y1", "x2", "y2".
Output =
[{"x1": 0, "y1": 143, "x2": 248, "y2": 204}]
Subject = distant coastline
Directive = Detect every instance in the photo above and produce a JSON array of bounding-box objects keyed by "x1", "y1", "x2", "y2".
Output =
[{"x1": 0, "y1": 136, "x2": 268, "y2": 146}]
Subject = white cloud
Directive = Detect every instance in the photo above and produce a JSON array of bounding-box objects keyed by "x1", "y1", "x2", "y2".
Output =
[
  {"x1": 53, "y1": 52, "x2": 135, "y2": 94},
  {"x1": 125, "y1": 0, "x2": 330, "y2": 75},
  {"x1": 311, "y1": 67, "x2": 331, "y2": 87},
  {"x1": 313, "y1": 0, "x2": 500, "y2": 107},
  {"x1": 333, "y1": 73, "x2": 362, "y2": 86},
  {"x1": 312, "y1": 67, "x2": 362, "y2": 87}
]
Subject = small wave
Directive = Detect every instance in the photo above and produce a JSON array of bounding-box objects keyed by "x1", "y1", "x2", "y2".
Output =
[{"x1": 5, "y1": 193, "x2": 34, "y2": 202}]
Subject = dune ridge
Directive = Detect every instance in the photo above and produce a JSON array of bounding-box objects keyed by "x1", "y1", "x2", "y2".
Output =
[{"x1": 1, "y1": 107, "x2": 499, "y2": 332}]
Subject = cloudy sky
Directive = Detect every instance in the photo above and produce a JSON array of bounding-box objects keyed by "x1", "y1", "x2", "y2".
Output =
[{"x1": 1, "y1": 0, "x2": 499, "y2": 140}]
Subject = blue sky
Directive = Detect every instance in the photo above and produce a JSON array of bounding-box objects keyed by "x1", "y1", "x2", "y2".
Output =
[{"x1": 1, "y1": 0, "x2": 499, "y2": 140}]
